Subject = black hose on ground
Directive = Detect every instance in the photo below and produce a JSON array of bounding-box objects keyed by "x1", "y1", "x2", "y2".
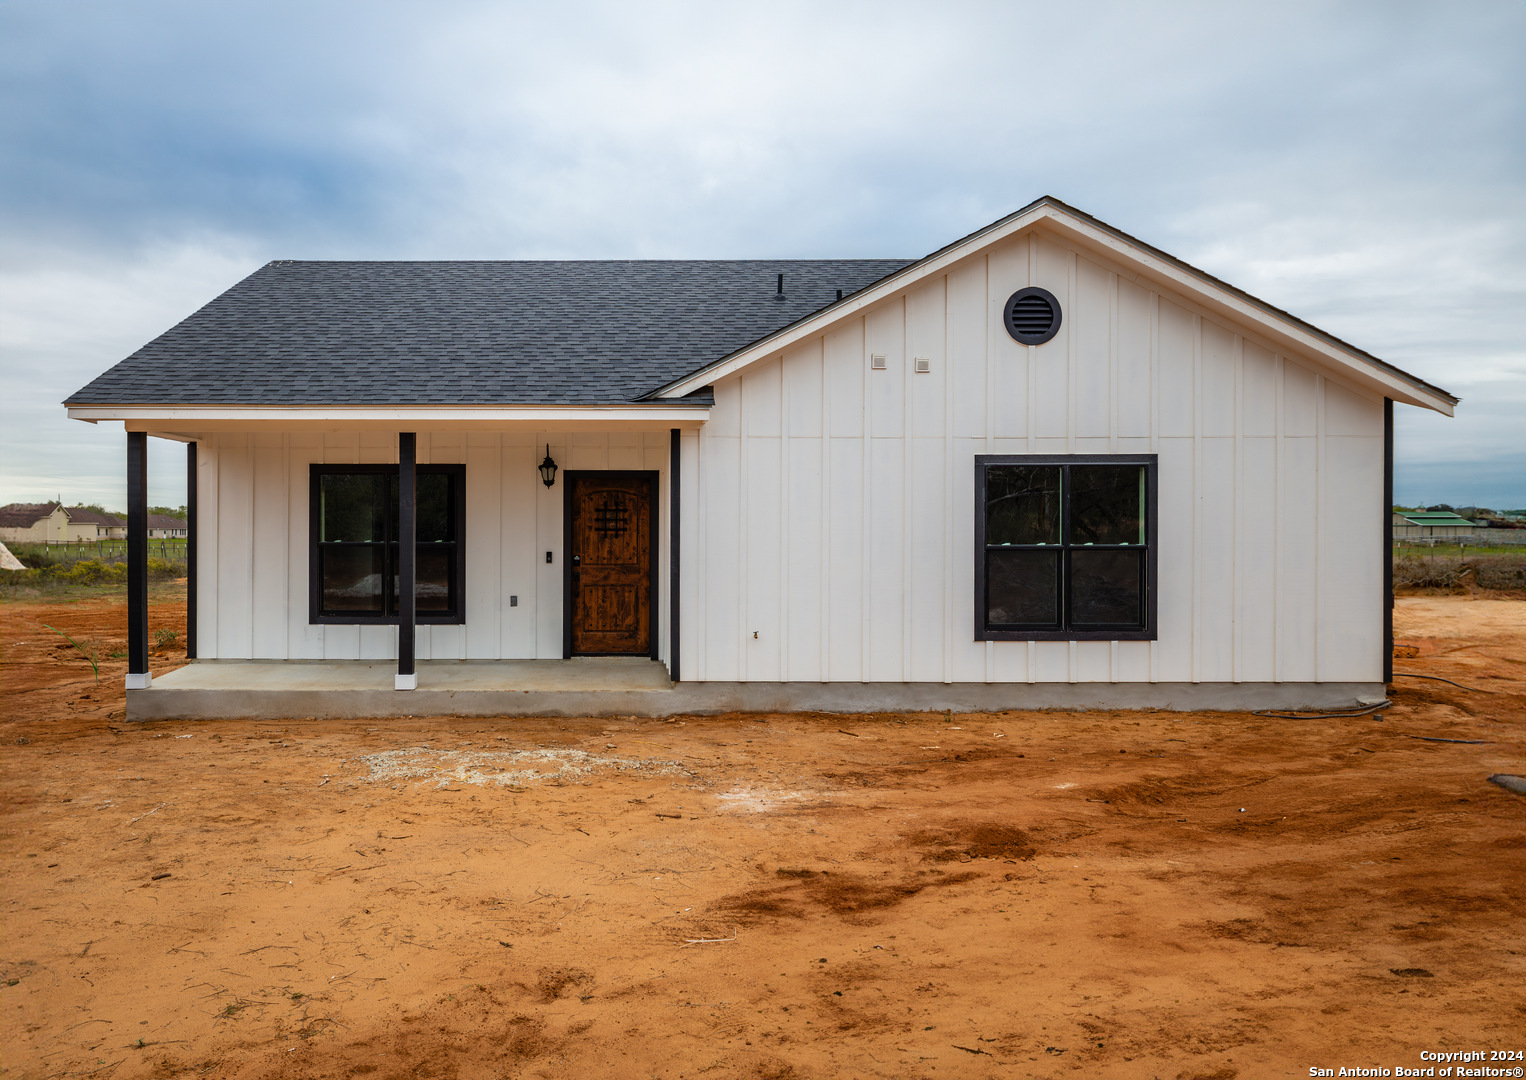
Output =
[
  {"x1": 1390, "y1": 672, "x2": 1492, "y2": 693},
  {"x1": 1252, "y1": 699, "x2": 1392, "y2": 720}
]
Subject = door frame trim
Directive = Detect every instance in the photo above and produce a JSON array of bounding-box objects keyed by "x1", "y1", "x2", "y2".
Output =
[{"x1": 562, "y1": 470, "x2": 661, "y2": 660}]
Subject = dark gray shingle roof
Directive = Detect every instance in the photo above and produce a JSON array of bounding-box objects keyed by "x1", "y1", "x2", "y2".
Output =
[
  {"x1": 67, "y1": 259, "x2": 913, "y2": 406},
  {"x1": 0, "y1": 502, "x2": 63, "y2": 528},
  {"x1": 63, "y1": 507, "x2": 124, "y2": 526}
]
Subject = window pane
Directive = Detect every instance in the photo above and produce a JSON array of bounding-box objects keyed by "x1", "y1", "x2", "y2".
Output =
[
  {"x1": 417, "y1": 546, "x2": 454, "y2": 611},
  {"x1": 386, "y1": 473, "x2": 455, "y2": 542},
  {"x1": 1070, "y1": 549, "x2": 1143, "y2": 627},
  {"x1": 986, "y1": 466, "x2": 1061, "y2": 545},
  {"x1": 417, "y1": 474, "x2": 453, "y2": 542},
  {"x1": 1071, "y1": 466, "x2": 1144, "y2": 546},
  {"x1": 321, "y1": 474, "x2": 387, "y2": 542},
  {"x1": 321, "y1": 545, "x2": 385, "y2": 613},
  {"x1": 987, "y1": 548, "x2": 1059, "y2": 627}
]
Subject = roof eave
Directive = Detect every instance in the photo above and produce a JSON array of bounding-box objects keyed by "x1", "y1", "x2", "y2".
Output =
[{"x1": 65, "y1": 401, "x2": 713, "y2": 434}]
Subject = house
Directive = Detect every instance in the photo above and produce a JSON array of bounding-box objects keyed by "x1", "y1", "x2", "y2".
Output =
[
  {"x1": 1391, "y1": 511, "x2": 1482, "y2": 539},
  {"x1": 0, "y1": 502, "x2": 130, "y2": 543},
  {"x1": 148, "y1": 513, "x2": 189, "y2": 539},
  {"x1": 0, "y1": 502, "x2": 69, "y2": 543},
  {"x1": 62, "y1": 507, "x2": 127, "y2": 541},
  {"x1": 64, "y1": 197, "x2": 1457, "y2": 720}
]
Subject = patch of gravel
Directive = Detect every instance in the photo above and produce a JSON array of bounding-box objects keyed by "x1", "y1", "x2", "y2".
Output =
[
  {"x1": 714, "y1": 786, "x2": 807, "y2": 813},
  {"x1": 354, "y1": 746, "x2": 698, "y2": 788}
]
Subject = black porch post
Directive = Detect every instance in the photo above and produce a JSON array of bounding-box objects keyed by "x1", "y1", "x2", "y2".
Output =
[
  {"x1": 126, "y1": 431, "x2": 149, "y2": 688},
  {"x1": 1384, "y1": 399, "x2": 1394, "y2": 684},
  {"x1": 669, "y1": 428, "x2": 681, "y2": 682},
  {"x1": 397, "y1": 433, "x2": 417, "y2": 690},
  {"x1": 186, "y1": 441, "x2": 197, "y2": 660}
]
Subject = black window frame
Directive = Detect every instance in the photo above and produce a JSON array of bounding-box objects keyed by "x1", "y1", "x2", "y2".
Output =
[
  {"x1": 974, "y1": 454, "x2": 1157, "y2": 641},
  {"x1": 308, "y1": 463, "x2": 467, "y2": 626}
]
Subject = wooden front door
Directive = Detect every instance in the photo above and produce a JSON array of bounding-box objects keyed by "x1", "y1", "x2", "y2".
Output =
[{"x1": 568, "y1": 473, "x2": 654, "y2": 655}]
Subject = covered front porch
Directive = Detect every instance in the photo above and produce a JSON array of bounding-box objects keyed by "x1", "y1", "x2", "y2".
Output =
[{"x1": 73, "y1": 411, "x2": 708, "y2": 715}]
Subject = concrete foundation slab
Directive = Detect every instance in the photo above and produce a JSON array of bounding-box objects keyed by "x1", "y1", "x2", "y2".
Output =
[{"x1": 126, "y1": 661, "x2": 1387, "y2": 720}]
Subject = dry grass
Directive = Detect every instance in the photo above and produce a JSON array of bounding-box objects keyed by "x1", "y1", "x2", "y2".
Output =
[{"x1": 1393, "y1": 551, "x2": 1526, "y2": 592}]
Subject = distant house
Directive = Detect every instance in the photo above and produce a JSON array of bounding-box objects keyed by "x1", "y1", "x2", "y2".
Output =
[
  {"x1": 148, "y1": 514, "x2": 189, "y2": 539},
  {"x1": 66, "y1": 196, "x2": 1458, "y2": 716},
  {"x1": 63, "y1": 507, "x2": 127, "y2": 541},
  {"x1": 1391, "y1": 511, "x2": 1482, "y2": 539},
  {"x1": 0, "y1": 502, "x2": 69, "y2": 543}
]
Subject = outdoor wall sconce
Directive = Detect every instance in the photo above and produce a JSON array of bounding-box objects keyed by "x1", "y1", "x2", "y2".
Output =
[{"x1": 538, "y1": 445, "x2": 559, "y2": 488}]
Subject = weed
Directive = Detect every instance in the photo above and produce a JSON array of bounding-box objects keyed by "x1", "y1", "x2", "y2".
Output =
[
  {"x1": 42, "y1": 624, "x2": 99, "y2": 683},
  {"x1": 154, "y1": 627, "x2": 180, "y2": 649}
]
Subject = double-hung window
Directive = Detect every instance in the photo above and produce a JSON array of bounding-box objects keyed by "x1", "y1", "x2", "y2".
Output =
[
  {"x1": 975, "y1": 455, "x2": 1156, "y2": 640},
  {"x1": 308, "y1": 464, "x2": 466, "y2": 624}
]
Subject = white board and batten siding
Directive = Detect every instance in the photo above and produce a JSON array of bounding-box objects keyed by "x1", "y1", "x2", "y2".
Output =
[
  {"x1": 192, "y1": 430, "x2": 671, "y2": 663},
  {"x1": 681, "y1": 229, "x2": 1385, "y2": 685}
]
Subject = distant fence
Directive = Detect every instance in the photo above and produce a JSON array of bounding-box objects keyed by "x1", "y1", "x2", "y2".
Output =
[
  {"x1": 1472, "y1": 528, "x2": 1526, "y2": 545},
  {"x1": 10, "y1": 539, "x2": 188, "y2": 564},
  {"x1": 1394, "y1": 528, "x2": 1526, "y2": 549}
]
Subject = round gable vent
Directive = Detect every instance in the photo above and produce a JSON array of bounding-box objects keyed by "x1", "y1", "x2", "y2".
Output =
[{"x1": 1003, "y1": 287, "x2": 1062, "y2": 345}]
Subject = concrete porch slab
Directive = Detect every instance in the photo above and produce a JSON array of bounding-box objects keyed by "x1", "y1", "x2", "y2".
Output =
[
  {"x1": 150, "y1": 658, "x2": 673, "y2": 693},
  {"x1": 125, "y1": 662, "x2": 1387, "y2": 721},
  {"x1": 129, "y1": 658, "x2": 675, "y2": 720}
]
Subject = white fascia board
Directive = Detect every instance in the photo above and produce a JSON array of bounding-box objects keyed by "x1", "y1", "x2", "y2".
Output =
[
  {"x1": 653, "y1": 201, "x2": 1456, "y2": 417},
  {"x1": 67, "y1": 404, "x2": 711, "y2": 432}
]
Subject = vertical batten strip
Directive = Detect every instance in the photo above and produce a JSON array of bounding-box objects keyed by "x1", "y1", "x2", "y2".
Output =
[
  {"x1": 1191, "y1": 314, "x2": 1202, "y2": 683},
  {"x1": 1383, "y1": 398, "x2": 1394, "y2": 683},
  {"x1": 779, "y1": 383, "x2": 789, "y2": 682},
  {"x1": 1273, "y1": 356, "x2": 1284, "y2": 683},
  {"x1": 820, "y1": 337, "x2": 832, "y2": 682},
  {"x1": 739, "y1": 376, "x2": 750, "y2": 681},
  {"x1": 1314, "y1": 374, "x2": 1326, "y2": 678},
  {"x1": 861, "y1": 320, "x2": 872, "y2": 684},
  {"x1": 1232, "y1": 336, "x2": 1244, "y2": 682},
  {"x1": 943, "y1": 274, "x2": 954, "y2": 684},
  {"x1": 902, "y1": 292, "x2": 913, "y2": 682}
]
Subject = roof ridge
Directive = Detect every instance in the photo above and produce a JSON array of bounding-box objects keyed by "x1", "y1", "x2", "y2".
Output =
[{"x1": 260, "y1": 257, "x2": 915, "y2": 266}]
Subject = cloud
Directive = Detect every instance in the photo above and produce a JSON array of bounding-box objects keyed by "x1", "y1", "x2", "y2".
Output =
[
  {"x1": 0, "y1": 0, "x2": 1521, "y2": 506},
  {"x1": 0, "y1": 238, "x2": 257, "y2": 506}
]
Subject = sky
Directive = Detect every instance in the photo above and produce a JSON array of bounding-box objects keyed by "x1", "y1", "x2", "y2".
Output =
[{"x1": 1, "y1": 0, "x2": 1522, "y2": 512}]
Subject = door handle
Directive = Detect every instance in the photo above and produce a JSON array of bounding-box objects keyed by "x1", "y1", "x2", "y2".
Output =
[{"x1": 572, "y1": 554, "x2": 581, "y2": 566}]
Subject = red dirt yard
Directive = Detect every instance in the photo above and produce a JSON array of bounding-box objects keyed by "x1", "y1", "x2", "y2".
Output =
[{"x1": 1, "y1": 590, "x2": 1522, "y2": 1080}]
